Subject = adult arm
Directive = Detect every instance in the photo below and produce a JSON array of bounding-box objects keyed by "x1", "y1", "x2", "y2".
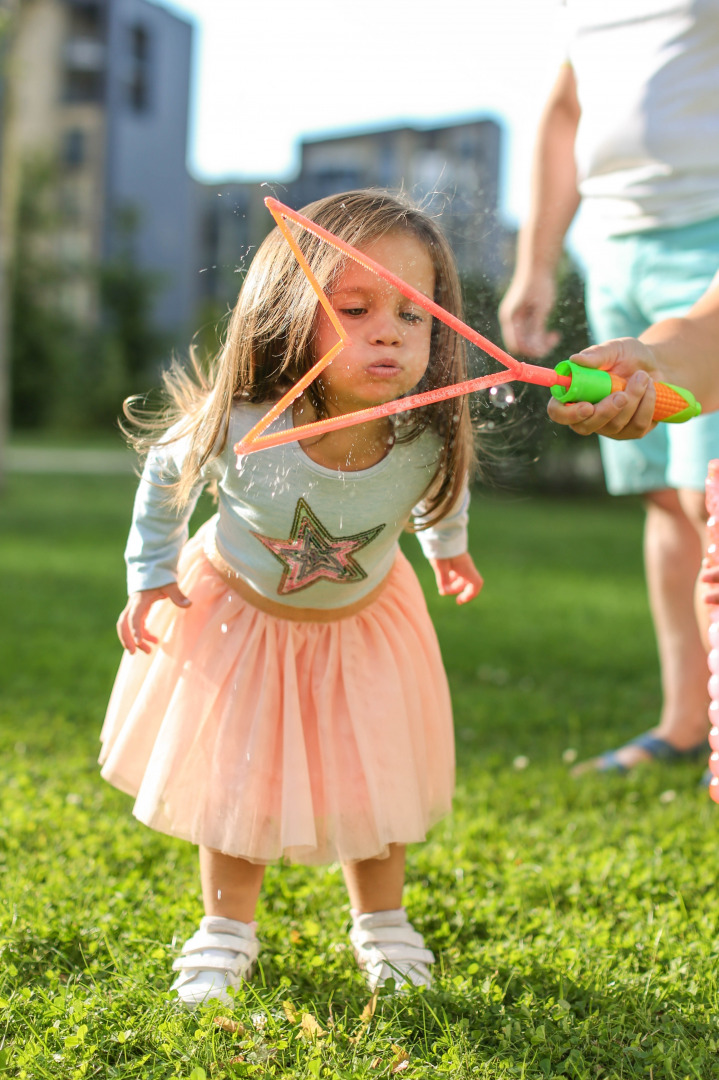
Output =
[
  {"x1": 546, "y1": 274, "x2": 719, "y2": 437},
  {"x1": 499, "y1": 63, "x2": 582, "y2": 357}
]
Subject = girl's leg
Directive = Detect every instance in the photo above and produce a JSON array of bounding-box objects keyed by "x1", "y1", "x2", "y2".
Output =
[
  {"x1": 343, "y1": 845, "x2": 434, "y2": 989},
  {"x1": 200, "y1": 846, "x2": 266, "y2": 923},
  {"x1": 341, "y1": 843, "x2": 405, "y2": 913},
  {"x1": 172, "y1": 849, "x2": 263, "y2": 1007}
]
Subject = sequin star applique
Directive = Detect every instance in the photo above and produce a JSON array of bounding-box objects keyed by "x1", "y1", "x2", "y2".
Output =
[{"x1": 252, "y1": 498, "x2": 385, "y2": 595}]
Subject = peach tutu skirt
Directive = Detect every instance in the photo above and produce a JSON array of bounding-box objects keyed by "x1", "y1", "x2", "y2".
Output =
[{"x1": 99, "y1": 529, "x2": 455, "y2": 865}]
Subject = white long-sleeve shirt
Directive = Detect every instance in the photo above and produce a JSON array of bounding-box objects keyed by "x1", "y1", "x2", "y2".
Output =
[{"x1": 125, "y1": 404, "x2": 469, "y2": 609}]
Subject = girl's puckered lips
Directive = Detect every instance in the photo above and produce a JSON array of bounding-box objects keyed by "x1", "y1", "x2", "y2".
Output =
[{"x1": 366, "y1": 360, "x2": 402, "y2": 375}]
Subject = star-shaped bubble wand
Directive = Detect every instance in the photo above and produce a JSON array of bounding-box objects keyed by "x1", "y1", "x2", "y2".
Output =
[{"x1": 234, "y1": 198, "x2": 701, "y2": 457}]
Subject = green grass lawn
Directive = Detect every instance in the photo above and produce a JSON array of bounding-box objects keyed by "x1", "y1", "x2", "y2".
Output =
[{"x1": 2, "y1": 474, "x2": 719, "y2": 1079}]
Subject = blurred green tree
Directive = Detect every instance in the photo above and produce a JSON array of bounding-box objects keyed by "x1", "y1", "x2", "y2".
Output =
[
  {"x1": 10, "y1": 159, "x2": 168, "y2": 432},
  {"x1": 0, "y1": 0, "x2": 20, "y2": 488},
  {"x1": 461, "y1": 257, "x2": 596, "y2": 491},
  {"x1": 9, "y1": 157, "x2": 82, "y2": 428}
]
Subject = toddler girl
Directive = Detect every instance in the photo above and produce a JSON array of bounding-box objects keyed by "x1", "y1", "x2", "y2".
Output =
[{"x1": 100, "y1": 190, "x2": 483, "y2": 1007}]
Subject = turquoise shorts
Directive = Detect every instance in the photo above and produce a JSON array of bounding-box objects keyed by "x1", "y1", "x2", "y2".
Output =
[{"x1": 585, "y1": 216, "x2": 719, "y2": 494}]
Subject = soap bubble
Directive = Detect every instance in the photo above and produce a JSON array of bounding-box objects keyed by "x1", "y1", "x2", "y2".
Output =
[{"x1": 489, "y1": 385, "x2": 515, "y2": 409}]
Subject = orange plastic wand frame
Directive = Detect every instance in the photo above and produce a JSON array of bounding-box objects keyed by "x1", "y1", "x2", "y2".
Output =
[{"x1": 235, "y1": 198, "x2": 700, "y2": 456}]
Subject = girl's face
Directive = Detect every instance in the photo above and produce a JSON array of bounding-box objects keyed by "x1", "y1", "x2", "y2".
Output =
[{"x1": 313, "y1": 230, "x2": 435, "y2": 416}]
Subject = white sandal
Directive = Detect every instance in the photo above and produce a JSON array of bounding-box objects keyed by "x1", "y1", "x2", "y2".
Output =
[
  {"x1": 171, "y1": 915, "x2": 259, "y2": 1008},
  {"x1": 349, "y1": 908, "x2": 434, "y2": 991}
]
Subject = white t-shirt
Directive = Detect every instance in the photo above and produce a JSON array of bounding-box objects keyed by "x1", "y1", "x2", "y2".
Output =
[
  {"x1": 563, "y1": 0, "x2": 719, "y2": 234},
  {"x1": 125, "y1": 404, "x2": 470, "y2": 609}
]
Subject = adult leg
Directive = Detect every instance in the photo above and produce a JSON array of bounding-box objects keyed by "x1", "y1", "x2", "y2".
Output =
[
  {"x1": 604, "y1": 487, "x2": 709, "y2": 769},
  {"x1": 639, "y1": 222, "x2": 719, "y2": 663},
  {"x1": 575, "y1": 225, "x2": 717, "y2": 772},
  {"x1": 647, "y1": 487, "x2": 709, "y2": 740}
]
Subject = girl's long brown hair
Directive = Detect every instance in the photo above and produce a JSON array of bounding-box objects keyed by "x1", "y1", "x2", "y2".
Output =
[{"x1": 123, "y1": 189, "x2": 476, "y2": 527}]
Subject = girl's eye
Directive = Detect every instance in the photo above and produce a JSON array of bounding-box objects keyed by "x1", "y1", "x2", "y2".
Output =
[
  {"x1": 340, "y1": 307, "x2": 367, "y2": 317},
  {"x1": 401, "y1": 311, "x2": 423, "y2": 324}
]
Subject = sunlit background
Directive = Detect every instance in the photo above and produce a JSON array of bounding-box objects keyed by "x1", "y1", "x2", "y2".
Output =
[
  {"x1": 159, "y1": 0, "x2": 565, "y2": 218},
  {"x1": 3, "y1": 0, "x2": 590, "y2": 450}
]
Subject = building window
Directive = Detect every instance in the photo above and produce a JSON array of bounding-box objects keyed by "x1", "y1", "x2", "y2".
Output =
[
  {"x1": 127, "y1": 24, "x2": 151, "y2": 112},
  {"x1": 62, "y1": 0, "x2": 105, "y2": 101},
  {"x1": 61, "y1": 128, "x2": 86, "y2": 168},
  {"x1": 63, "y1": 68, "x2": 104, "y2": 103},
  {"x1": 67, "y1": 1, "x2": 104, "y2": 39}
]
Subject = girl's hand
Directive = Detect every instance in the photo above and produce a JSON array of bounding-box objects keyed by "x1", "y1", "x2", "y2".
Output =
[
  {"x1": 701, "y1": 562, "x2": 719, "y2": 608},
  {"x1": 430, "y1": 554, "x2": 484, "y2": 605},
  {"x1": 116, "y1": 584, "x2": 191, "y2": 654},
  {"x1": 546, "y1": 338, "x2": 658, "y2": 439}
]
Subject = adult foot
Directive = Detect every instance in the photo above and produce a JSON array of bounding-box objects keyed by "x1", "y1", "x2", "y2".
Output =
[{"x1": 571, "y1": 729, "x2": 708, "y2": 776}]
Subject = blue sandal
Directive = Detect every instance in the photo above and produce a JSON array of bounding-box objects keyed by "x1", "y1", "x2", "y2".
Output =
[{"x1": 594, "y1": 731, "x2": 708, "y2": 774}]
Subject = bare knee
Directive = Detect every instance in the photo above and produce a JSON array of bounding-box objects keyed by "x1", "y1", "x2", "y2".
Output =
[
  {"x1": 677, "y1": 487, "x2": 709, "y2": 539},
  {"x1": 645, "y1": 487, "x2": 706, "y2": 544},
  {"x1": 645, "y1": 488, "x2": 683, "y2": 516}
]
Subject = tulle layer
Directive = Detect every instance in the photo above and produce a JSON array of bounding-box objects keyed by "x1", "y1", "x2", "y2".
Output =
[{"x1": 100, "y1": 531, "x2": 455, "y2": 865}]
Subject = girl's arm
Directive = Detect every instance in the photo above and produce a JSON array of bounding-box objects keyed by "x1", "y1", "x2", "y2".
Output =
[
  {"x1": 117, "y1": 583, "x2": 191, "y2": 655},
  {"x1": 119, "y1": 433, "x2": 210, "y2": 651},
  {"x1": 413, "y1": 482, "x2": 484, "y2": 605},
  {"x1": 429, "y1": 553, "x2": 484, "y2": 605},
  {"x1": 546, "y1": 274, "x2": 719, "y2": 437},
  {"x1": 125, "y1": 437, "x2": 205, "y2": 593}
]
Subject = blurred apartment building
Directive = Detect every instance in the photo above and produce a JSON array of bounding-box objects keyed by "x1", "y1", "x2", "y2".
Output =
[
  {"x1": 8, "y1": 1, "x2": 511, "y2": 338},
  {"x1": 196, "y1": 118, "x2": 513, "y2": 315},
  {"x1": 9, "y1": 0, "x2": 193, "y2": 331}
]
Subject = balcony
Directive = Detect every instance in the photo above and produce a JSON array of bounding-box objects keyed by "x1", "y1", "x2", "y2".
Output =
[{"x1": 63, "y1": 36, "x2": 105, "y2": 73}]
